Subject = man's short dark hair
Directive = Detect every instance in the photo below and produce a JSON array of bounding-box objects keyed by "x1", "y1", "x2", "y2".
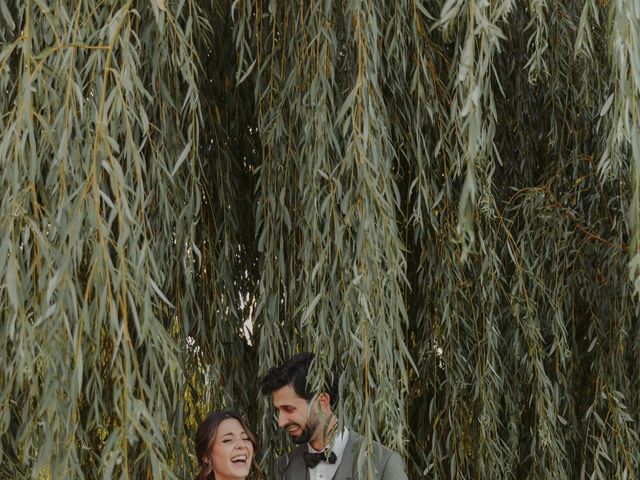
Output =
[{"x1": 260, "y1": 352, "x2": 339, "y2": 406}]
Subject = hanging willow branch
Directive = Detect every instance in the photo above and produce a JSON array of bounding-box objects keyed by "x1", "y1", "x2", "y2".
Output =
[
  {"x1": 1, "y1": 1, "x2": 639, "y2": 479},
  {"x1": 0, "y1": 1, "x2": 208, "y2": 478}
]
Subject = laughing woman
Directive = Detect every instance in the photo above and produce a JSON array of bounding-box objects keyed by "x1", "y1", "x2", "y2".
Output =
[{"x1": 195, "y1": 410, "x2": 264, "y2": 480}]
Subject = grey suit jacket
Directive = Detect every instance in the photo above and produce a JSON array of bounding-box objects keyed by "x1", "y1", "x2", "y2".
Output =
[{"x1": 277, "y1": 430, "x2": 408, "y2": 480}]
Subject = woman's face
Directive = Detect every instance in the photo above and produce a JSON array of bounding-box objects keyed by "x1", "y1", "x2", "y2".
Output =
[{"x1": 209, "y1": 418, "x2": 254, "y2": 480}]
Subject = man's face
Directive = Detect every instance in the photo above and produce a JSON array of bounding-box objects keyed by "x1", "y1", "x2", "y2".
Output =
[{"x1": 272, "y1": 384, "x2": 321, "y2": 444}]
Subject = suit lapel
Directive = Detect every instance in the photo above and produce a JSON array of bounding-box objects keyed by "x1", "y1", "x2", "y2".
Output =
[
  {"x1": 331, "y1": 430, "x2": 355, "y2": 480},
  {"x1": 284, "y1": 446, "x2": 310, "y2": 480}
]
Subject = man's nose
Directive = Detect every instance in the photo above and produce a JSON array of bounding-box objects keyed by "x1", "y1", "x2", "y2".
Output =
[{"x1": 277, "y1": 412, "x2": 287, "y2": 428}]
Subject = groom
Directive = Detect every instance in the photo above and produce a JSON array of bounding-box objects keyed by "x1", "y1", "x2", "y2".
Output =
[{"x1": 261, "y1": 352, "x2": 408, "y2": 479}]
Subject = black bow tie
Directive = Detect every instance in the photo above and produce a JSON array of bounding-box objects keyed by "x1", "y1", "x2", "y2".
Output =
[{"x1": 303, "y1": 450, "x2": 337, "y2": 469}]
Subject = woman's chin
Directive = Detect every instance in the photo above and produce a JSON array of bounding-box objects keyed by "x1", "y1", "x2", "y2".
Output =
[{"x1": 228, "y1": 461, "x2": 251, "y2": 477}]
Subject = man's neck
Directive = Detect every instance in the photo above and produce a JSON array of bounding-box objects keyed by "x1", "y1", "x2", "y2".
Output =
[{"x1": 309, "y1": 416, "x2": 338, "y2": 451}]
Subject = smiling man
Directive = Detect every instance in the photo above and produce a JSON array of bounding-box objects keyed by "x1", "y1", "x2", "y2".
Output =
[{"x1": 261, "y1": 352, "x2": 408, "y2": 480}]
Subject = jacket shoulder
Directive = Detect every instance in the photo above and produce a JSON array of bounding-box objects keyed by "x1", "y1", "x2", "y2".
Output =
[
  {"x1": 348, "y1": 431, "x2": 408, "y2": 479},
  {"x1": 349, "y1": 431, "x2": 394, "y2": 459}
]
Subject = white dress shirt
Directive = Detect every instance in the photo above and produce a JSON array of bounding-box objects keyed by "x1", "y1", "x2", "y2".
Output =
[{"x1": 308, "y1": 428, "x2": 349, "y2": 480}]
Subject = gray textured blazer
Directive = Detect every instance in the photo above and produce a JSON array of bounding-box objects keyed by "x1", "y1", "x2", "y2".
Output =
[{"x1": 276, "y1": 430, "x2": 408, "y2": 480}]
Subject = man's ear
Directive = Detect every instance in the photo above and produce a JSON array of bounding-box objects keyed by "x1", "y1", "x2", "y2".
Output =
[{"x1": 318, "y1": 392, "x2": 331, "y2": 410}]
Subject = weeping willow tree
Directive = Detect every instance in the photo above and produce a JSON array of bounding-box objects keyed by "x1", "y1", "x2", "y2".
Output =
[{"x1": 1, "y1": 0, "x2": 639, "y2": 479}]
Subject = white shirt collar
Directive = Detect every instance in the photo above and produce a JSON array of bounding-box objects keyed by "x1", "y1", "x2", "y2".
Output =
[{"x1": 308, "y1": 427, "x2": 349, "y2": 456}]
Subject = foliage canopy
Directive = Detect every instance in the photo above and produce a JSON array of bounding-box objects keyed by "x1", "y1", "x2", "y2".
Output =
[{"x1": 1, "y1": 0, "x2": 639, "y2": 479}]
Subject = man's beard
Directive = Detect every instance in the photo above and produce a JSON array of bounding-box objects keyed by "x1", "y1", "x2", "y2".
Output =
[{"x1": 289, "y1": 417, "x2": 319, "y2": 445}]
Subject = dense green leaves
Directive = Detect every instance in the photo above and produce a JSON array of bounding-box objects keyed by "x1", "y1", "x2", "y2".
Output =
[
  {"x1": 1, "y1": 1, "x2": 639, "y2": 479},
  {"x1": 0, "y1": 1, "x2": 206, "y2": 478}
]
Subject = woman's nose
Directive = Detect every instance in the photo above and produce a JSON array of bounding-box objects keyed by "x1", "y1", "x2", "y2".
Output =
[{"x1": 234, "y1": 440, "x2": 249, "y2": 450}]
